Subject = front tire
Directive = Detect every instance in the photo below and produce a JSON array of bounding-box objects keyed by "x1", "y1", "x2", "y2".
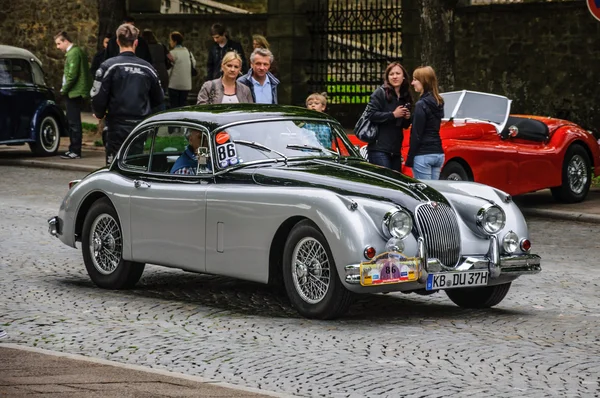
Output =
[
  {"x1": 440, "y1": 161, "x2": 471, "y2": 181},
  {"x1": 282, "y1": 220, "x2": 352, "y2": 319},
  {"x1": 551, "y1": 144, "x2": 591, "y2": 203},
  {"x1": 81, "y1": 198, "x2": 145, "y2": 289},
  {"x1": 445, "y1": 283, "x2": 511, "y2": 308},
  {"x1": 29, "y1": 115, "x2": 60, "y2": 156}
]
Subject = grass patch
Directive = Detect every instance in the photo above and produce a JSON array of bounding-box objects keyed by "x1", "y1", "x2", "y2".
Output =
[
  {"x1": 593, "y1": 173, "x2": 600, "y2": 187},
  {"x1": 82, "y1": 122, "x2": 97, "y2": 133}
]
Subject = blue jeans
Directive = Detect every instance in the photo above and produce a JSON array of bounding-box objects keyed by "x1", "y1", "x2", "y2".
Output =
[
  {"x1": 413, "y1": 153, "x2": 445, "y2": 180},
  {"x1": 368, "y1": 150, "x2": 402, "y2": 172}
]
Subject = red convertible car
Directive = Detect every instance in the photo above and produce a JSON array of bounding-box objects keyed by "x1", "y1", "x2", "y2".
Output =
[{"x1": 350, "y1": 90, "x2": 600, "y2": 203}]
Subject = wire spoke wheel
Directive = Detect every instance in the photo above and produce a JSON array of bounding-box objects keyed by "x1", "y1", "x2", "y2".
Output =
[
  {"x1": 291, "y1": 237, "x2": 331, "y2": 304},
  {"x1": 567, "y1": 154, "x2": 587, "y2": 195},
  {"x1": 89, "y1": 213, "x2": 122, "y2": 275}
]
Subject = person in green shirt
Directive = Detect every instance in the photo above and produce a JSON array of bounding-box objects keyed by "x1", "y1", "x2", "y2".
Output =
[{"x1": 54, "y1": 31, "x2": 92, "y2": 159}]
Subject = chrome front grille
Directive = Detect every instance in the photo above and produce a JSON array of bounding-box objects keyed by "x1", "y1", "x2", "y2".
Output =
[{"x1": 415, "y1": 202, "x2": 461, "y2": 267}]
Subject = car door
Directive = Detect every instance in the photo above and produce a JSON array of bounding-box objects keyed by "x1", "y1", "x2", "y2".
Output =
[
  {"x1": 10, "y1": 58, "x2": 42, "y2": 140},
  {"x1": 123, "y1": 124, "x2": 213, "y2": 273},
  {"x1": 0, "y1": 58, "x2": 12, "y2": 140}
]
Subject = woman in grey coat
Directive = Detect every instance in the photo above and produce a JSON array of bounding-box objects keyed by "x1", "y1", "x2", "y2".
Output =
[{"x1": 197, "y1": 51, "x2": 253, "y2": 104}]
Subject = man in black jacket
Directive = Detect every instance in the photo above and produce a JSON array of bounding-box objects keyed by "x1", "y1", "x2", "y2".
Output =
[
  {"x1": 104, "y1": 16, "x2": 152, "y2": 64},
  {"x1": 206, "y1": 23, "x2": 247, "y2": 81},
  {"x1": 91, "y1": 23, "x2": 164, "y2": 165}
]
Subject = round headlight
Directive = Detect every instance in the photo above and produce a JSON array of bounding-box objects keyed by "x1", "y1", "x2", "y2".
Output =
[
  {"x1": 502, "y1": 231, "x2": 519, "y2": 253},
  {"x1": 382, "y1": 209, "x2": 413, "y2": 239},
  {"x1": 476, "y1": 205, "x2": 506, "y2": 235}
]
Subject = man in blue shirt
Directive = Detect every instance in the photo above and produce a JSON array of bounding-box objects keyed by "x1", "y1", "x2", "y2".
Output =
[{"x1": 238, "y1": 48, "x2": 279, "y2": 104}]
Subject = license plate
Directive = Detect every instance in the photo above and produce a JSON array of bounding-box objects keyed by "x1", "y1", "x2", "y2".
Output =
[
  {"x1": 426, "y1": 270, "x2": 489, "y2": 290},
  {"x1": 360, "y1": 253, "x2": 419, "y2": 286}
]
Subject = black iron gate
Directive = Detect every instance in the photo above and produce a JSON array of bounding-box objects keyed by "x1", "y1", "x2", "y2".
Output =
[{"x1": 307, "y1": 0, "x2": 402, "y2": 126}]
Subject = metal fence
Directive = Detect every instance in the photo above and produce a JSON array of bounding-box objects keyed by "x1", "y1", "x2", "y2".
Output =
[{"x1": 307, "y1": 0, "x2": 403, "y2": 106}]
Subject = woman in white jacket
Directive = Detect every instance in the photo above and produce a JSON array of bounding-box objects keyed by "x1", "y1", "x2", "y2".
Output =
[{"x1": 168, "y1": 31, "x2": 196, "y2": 109}]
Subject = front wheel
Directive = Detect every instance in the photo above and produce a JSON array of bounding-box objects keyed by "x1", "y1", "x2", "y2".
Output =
[
  {"x1": 29, "y1": 115, "x2": 60, "y2": 156},
  {"x1": 440, "y1": 161, "x2": 471, "y2": 181},
  {"x1": 282, "y1": 220, "x2": 352, "y2": 319},
  {"x1": 551, "y1": 144, "x2": 591, "y2": 203},
  {"x1": 81, "y1": 198, "x2": 145, "y2": 289},
  {"x1": 445, "y1": 283, "x2": 511, "y2": 308}
]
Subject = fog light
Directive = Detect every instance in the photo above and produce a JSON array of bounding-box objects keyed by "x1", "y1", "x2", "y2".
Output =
[
  {"x1": 385, "y1": 237, "x2": 405, "y2": 253},
  {"x1": 502, "y1": 231, "x2": 519, "y2": 253},
  {"x1": 520, "y1": 238, "x2": 531, "y2": 252},
  {"x1": 364, "y1": 246, "x2": 376, "y2": 259}
]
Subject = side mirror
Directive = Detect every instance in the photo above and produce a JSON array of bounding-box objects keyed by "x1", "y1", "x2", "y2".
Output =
[
  {"x1": 508, "y1": 125, "x2": 518, "y2": 138},
  {"x1": 196, "y1": 147, "x2": 209, "y2": 166}
]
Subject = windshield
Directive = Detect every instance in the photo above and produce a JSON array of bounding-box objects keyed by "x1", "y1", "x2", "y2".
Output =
[
  {"x1": 441, "y1": 91, "x2": 510, "y2": 125},
  {"x1": 212, "y1": 120, "x2": 360, "y2": 169}
]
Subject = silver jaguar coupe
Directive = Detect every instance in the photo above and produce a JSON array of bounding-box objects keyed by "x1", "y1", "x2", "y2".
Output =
[{"x1": 48, "y1": 104, "x2": 541, "y2": 319}]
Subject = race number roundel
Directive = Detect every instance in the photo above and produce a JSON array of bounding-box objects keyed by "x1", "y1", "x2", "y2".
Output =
[{"x1": 587, "y1": 0, "x2": 600, "y2": 22}]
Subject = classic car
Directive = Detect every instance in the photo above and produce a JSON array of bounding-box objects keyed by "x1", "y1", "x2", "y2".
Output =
[
  {"x1": 48, "y1": 105, "x2": 541, "y2": 319},
  {"x1": 350, "y1": 90, "x2": 600, "y2": 203},
  {"x1": 0, "y1": 44, "x2": 67, "y2": 156}
]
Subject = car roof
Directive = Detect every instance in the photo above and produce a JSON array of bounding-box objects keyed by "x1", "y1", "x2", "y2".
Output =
[
  {"x1": 0, "y1": 45, "x2": 42, "y2": 66},
  {"x1": 143, "y1": 104, "x2": 337, "y2": 129}
]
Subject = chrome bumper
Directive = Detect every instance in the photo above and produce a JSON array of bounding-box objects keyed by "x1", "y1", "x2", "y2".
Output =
[
  {"x1": 48, "y1": 216, "x2": 60, "y2": 237},
  {"x1": 345, "y1": 235, "x2": 541, "y2": 285}
]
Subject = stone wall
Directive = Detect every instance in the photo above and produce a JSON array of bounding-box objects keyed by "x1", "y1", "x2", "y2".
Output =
[
  {"x1": 218, "y1": 0, "x2": 267, "y2": 13},
  {"x1": 0, "y1": 0, "x2": 98, "y2": 97},
  {"x1": 454, "y1": 1, "x2": 600, "y2": 132}
]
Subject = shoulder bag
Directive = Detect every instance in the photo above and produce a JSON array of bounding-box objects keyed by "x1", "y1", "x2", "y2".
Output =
[
  {"x1": 354, "y1": 105, "x2": 378, "y2": 143},
  {"x1": 188, "y1": 49, "x2": 198, "y2": 77}
]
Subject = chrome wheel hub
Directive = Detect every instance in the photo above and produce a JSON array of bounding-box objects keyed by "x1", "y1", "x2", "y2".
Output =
[
  {"x1": 291, "y1": 237, "x2": 330, "y2": 304},
  {"x1": 40, "y1": 117, "x2": 58, "y2": 151},
  {"x1": 446, "y1": 172, "x2": 462, "y2": 181},
  {"x1": 567, "y1": 155, "x2": 587, "y2": 195},
  {"x1": 89, "y1": 214, "x2": 122, "y2": 275}
]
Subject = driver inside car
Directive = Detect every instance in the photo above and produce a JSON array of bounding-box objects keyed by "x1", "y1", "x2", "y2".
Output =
[{"x1": 170, "y1": 129, "x2": 211, "y2": 175}]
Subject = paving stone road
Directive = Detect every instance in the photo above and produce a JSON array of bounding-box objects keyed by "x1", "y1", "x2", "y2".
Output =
[{"x1": 1, "y1": 165, "x2": 599, "y2": 397}]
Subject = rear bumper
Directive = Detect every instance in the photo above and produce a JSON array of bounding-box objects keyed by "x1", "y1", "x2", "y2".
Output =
[
  {"x1": 344, "y1": 235, "x2": 540, "y2": 291},
  {"x1": 48, "y1": 216, "x2": 61, "y2": 237}
]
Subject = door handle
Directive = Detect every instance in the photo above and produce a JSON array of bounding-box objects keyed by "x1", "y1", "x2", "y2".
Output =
[{"x1": 133, "y1": 180, "x2": 151, "y2": 189}]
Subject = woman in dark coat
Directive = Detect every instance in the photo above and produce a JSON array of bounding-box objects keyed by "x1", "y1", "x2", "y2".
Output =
[
  {"x1": 405, "y1": 66, "x2": 445, "y2": 180},
  {"x1": 366, "y1": 62, "x2": 412, "y2": 171},
  {"x1": 141, "y1": 29, "x2": 170, "y2": 93}
]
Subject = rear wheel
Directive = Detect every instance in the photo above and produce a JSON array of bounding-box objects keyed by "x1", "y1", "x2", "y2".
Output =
[
  {"x1": 445, "y1": 283, "x2": 511, "y2": 308},
  {"x1": 440, "y1": 161, "x2": 470, "y2": 181},
  {"x1": 551, "y1": 144, "x2": 591, "y2": 203},
  {"x1": 282, "y1": 220, "x2": 352, "y2": 319},
  {"x1": 81, "y1": 198, "x2": 145, "y2": 289},
  {"x1": 29, "y1": 115, "x2": 60, "y2": 156}
]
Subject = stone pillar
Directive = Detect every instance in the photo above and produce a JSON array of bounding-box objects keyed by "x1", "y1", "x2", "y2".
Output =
[{"x1": 267, "y1": 0, "x2": 312, "y2": 106}]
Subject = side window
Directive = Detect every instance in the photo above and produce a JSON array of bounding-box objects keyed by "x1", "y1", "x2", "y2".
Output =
[
  {"x1": 0, "y1": 59, "x2": 12, "y2": 84},
  {"x1": 150, "y1": 125, "x2": 188, "y2": 174},
  {"x1": 150, "y1": 125, "x2": 212, "y2": 175},
  {"x1": 30, "y1": 62, "x2": 45, "y2": 86},
  {"x1": 122, "y1": 129, "x2": 154, "y2": 171},
  {"x1": 11, "y1": 59, "x2": 33, "y2": 84}
]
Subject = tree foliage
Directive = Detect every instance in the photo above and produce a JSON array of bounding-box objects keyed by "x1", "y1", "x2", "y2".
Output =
[{"x1": 97, "y1": 0, "x2": 127, "y2": 49}]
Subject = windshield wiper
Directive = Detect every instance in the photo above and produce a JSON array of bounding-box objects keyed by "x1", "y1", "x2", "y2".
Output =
[
  {"x1": 235, "y1": 140, "x2": 288, "y2": 164},
  {"x1": 286, "y1": 144, "x2": 340, "y2": 158}
]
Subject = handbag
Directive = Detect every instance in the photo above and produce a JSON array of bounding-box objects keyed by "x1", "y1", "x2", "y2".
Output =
[
  {"x1": 188, "y1": 49, "x2": 198, "y2": 77},
  {"x1": 354, "y1": 105, "x2": 378, "y2": 143}
]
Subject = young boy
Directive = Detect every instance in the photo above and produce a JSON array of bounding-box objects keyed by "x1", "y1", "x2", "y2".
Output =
[{"x1": 304, "y1": 92, "x2": 332, "y2": 148}]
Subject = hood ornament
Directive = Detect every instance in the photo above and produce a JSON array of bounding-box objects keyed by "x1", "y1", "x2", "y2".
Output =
[
  {"x1": 429, "y1": 201, "x2": 439, "y2": 209},
  {"x1": 409, "y1": 182, "x2": 427, "y2": 190}
]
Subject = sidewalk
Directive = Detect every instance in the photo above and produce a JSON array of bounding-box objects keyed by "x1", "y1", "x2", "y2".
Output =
[{"x1": 0, "y1": 343, "x2": 287, "y2": 398}]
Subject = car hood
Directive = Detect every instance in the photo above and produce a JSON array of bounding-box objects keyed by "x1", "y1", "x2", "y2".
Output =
[{"x1": 250, "y1": 159, "x2": 450, "y2": 209}]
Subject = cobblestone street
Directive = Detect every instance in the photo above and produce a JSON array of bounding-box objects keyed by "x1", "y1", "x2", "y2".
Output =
[{"x1": 1, "y1": 165, "x2": 599, "y2": 397}]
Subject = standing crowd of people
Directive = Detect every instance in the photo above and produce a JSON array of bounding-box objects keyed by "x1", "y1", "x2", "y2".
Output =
[{"x1": 54, "y1": 16, "x2": 444, "y2": 179}]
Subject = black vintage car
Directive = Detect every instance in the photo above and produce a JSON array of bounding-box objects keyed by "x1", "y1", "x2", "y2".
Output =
[{"x1": 0, "y1": 45, "x2": 67, "y2": 156}]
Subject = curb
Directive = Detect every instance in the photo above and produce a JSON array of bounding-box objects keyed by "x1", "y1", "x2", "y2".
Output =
[
  {"x1": 0, "y1": 158, "x2": 99, "y2": 173},
  {"x1": 0, "y1": 343, "x2": 294, "y2": 398},
  {"x1": 522, "y1": 208, "x2": 600, "y2": 224}
]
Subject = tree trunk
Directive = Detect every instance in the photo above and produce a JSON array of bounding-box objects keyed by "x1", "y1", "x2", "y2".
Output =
[
  {"x1": 97, "y1": 0, "x2": 127, "y2": 50},
  {"x1": 416, "y1": 0, "x2": 458, "y2": 92}
]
